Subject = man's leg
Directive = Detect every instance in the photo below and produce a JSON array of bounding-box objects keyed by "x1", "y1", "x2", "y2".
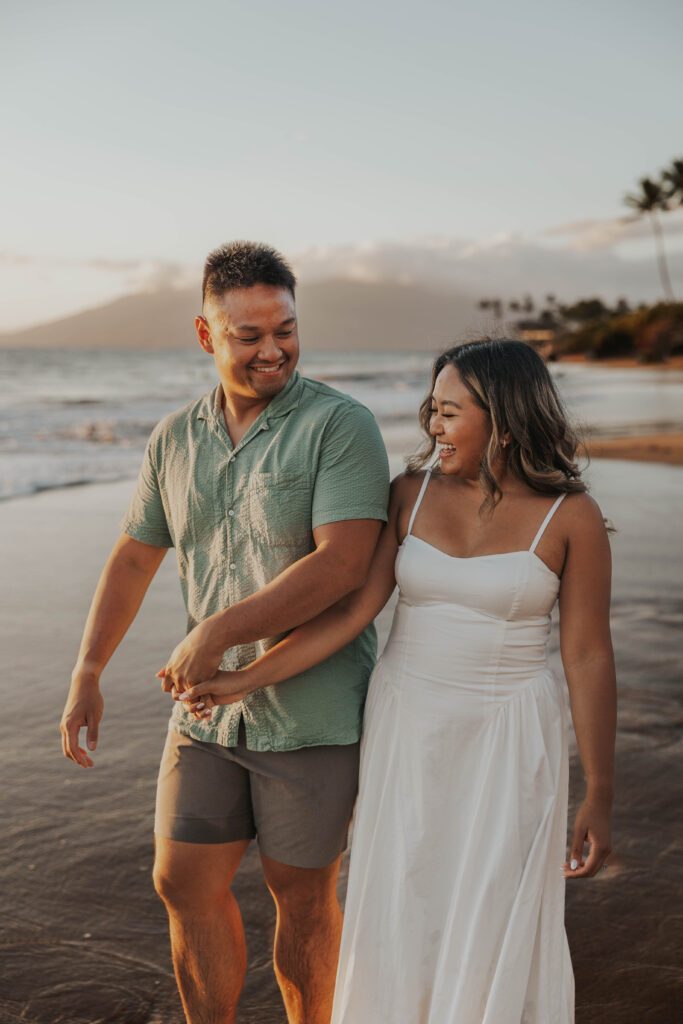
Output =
[
  {"x1": 154, "y1": 836, "x2": 250, "y2": 1024},
  {"x1": 260, "y1": 850, "x2": 344, "y2": 1024}
]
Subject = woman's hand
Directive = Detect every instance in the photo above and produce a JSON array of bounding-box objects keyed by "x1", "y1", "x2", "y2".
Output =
[
  {"x1": 563, "y1": 796, "x2": 612, "y2": 879},
  {"x1": 170, "y1": 669, "x2": 255, "y2": 720}
]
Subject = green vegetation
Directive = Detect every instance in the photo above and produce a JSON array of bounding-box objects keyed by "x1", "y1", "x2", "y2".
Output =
[
  {"x1": 501, "y1": 293, "x2": 683, "y2": 363},
  {"x1": 507, "y1": 157, "x2": 683, "y2": 362},
  {"x1": 556, "y1": 301, "x2": 683, "y2": 363},
  {"x1": 559, "y1": 157, "x2": 683, "y2": 361}
]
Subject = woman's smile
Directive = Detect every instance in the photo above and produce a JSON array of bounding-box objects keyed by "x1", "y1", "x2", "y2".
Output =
[{"x1": 437, "y1": 442, "x2": 457, "y2": 460}]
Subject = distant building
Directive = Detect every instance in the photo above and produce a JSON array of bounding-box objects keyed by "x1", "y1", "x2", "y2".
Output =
[
  {"x1": 514, "y1": 318, "x2": 559, "y2": 361},
  {"x1": 515, "y1": 319, "x2": 557, "y2": 344}
]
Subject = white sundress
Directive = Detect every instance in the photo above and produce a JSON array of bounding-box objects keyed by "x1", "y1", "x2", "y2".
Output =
[{"x1": 331, "y1": 471, "x2": 574, "y2": 1023}]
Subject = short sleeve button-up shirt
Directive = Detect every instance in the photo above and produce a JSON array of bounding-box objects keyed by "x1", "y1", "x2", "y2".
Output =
[{"x1": 120, "y1": 371, "x2": 390, "y2": 751}]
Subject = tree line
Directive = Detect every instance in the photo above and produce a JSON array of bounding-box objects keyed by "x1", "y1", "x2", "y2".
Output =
[{"x1": 476, "y1": 158, "x2": 683, "y2": 361}]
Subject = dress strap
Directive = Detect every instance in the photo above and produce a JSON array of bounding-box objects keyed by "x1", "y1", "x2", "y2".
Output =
[
  {"x1": 529, "y1": 493, "x2": 566, "y2": 553},
  {"x1": 406, "y1": 470, "x2": 432, "y2": 537}
]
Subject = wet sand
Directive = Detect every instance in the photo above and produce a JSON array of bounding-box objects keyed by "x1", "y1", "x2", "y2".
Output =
[
  {"x1": 1, "y1": 459, "x2": 682, "y2": 1023},
  {"x1": 560, "y1": 353, "x2": 683, "y2": 371},
  {"x1": 584, "y1": 432, "x2": 683, "y2": 466}
]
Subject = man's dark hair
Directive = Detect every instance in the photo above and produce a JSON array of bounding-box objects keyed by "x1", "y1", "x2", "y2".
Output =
[{"x1": 202, "y1": 241, "x2": 297, "y2": 305}]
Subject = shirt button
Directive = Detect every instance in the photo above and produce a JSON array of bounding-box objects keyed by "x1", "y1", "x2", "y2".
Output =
[
  {"x1": 228, "y1": 509, "x2": 235, "y2": 516},
  {"x1": 229, "y1": 563, "x2": 236, "y2": 570}
]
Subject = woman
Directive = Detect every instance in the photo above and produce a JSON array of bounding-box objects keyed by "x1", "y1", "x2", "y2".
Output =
[{"x1": 178, "y1": 339, "x2": 616, "y2": 1023}]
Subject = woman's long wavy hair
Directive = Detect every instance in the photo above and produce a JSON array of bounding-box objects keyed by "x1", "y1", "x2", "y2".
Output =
[{"x1": 407, "y1": 339, "x2": 587, "y2": 512}]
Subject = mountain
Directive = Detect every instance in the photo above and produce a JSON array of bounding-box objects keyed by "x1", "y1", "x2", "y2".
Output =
[{"x1": 0, "y1": 279, "x2": 479, "y2": 352}]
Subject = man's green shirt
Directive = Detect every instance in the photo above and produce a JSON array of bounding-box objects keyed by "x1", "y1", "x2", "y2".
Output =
[{"x1": 121, "y1": 371, "x2": 390, "y2": 751}]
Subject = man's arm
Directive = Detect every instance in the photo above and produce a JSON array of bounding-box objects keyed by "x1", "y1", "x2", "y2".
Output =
[
  {"x1": 160, "y1": 517, "x2": 382, "y2": 692},
  {"x1": 61, "y1": 534, "x2": 168, "y2": 767}
]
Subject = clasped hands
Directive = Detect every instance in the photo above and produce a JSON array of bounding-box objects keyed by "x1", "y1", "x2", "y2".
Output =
[{"x1": 157, "y1": 616, "x2": 254, "y2": 722}]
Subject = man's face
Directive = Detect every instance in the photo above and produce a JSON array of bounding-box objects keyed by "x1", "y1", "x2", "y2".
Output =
[{"x1": 196, "y1": 284, "x2": 299, "y2": 402}]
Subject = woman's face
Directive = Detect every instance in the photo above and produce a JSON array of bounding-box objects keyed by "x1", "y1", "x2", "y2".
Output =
[{"x1": 429, "y1": 364, "x2": 493, "y2": 479}]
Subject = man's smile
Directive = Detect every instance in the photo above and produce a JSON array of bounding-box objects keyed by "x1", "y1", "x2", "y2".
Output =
[{"x1": 249, "y1": 359, "x2": 287, "y2": 374}]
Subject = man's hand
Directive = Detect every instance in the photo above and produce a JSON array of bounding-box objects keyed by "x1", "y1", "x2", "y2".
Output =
[
  {"x1": 159, "y1": 666, "x2": 257, "y2": 723},
  {"x1": 61, "y1": 677, "x2": 104, "y2": 768},
  {"x1": 158, "y1": 667, "x2": 216, "y2": 721},
  {"x1": 174, "y1": 670, "x2": 255, "y2": 710},
  {"x1": 59, "y1": 534, "x2": 168, "y2": 768},
  {"x1": 160, "y1": 617, "x2": 226, "y2": 693}
]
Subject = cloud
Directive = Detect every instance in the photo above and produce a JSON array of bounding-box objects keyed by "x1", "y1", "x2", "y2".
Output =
[
  {"x1": 291, "y1": 233, "x2": 683, "y2": 304},
  {"x1": 3, "y1": 229, "x2": 683, "y2": 333},
  {"x1": 544, "y1": 213, "x2": 683, "y2": 252},
  {"x1": 119, "y1": 259, "x2": 199, "y2": 293},
  {"x1": 0, "y1": 252, "x2": 199, "y2": 287},
  {"x1": 0, "y1": 253, "x2": 200, "y2": 331},
  {"x1": 293, "y1": 237, "x2": 477, "y2": 285}
]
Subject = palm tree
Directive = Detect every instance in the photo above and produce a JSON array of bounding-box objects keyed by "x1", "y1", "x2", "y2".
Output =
[
  {"x1": 662, "y1": 158, "x2": 683, "y2": 207},
  {"x1": 624, "y1": 177, "x2": 674, "y2": 301},
  {"x1": 478, "y1": 298, "x2": 503, "y2": 322}
]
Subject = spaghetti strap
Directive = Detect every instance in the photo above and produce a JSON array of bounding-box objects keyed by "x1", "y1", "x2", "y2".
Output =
[
  {"x1": 529, "y1": 493, "x2": 566, "y2": 553},
  {"x1": 406, "y1": 470, "x2": 432, "y2": 537}
]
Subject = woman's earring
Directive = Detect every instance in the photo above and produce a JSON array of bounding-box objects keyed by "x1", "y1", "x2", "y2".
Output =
[{"x1": 501, "y1": 438, "x2": 509, "y2": 448}]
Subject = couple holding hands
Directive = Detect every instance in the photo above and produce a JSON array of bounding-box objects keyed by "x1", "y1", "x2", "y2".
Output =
[{"x1": 61, "y1": 241, "x2": 615, "y2": 1023}]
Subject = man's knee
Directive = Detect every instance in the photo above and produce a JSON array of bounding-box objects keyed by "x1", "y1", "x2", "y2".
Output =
[
  {"x1": 153, "y1": 837, "x2": 248, "y2": 912},
  {"x1": 263, "y1": 854, "x2": 342, "y2": 922},
  {"x1": 153, "y1": 862, "x2": 199, "y2": 911}
]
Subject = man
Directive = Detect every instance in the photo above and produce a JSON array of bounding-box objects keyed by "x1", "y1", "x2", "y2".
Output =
[{"x1": 60, "y1": 241, "x2": 390, "y2": 1024}]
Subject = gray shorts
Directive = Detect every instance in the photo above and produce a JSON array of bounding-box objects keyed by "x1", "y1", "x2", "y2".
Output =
[{"x1": 154, "y1": 724, "x2": 360, "y2": 869}]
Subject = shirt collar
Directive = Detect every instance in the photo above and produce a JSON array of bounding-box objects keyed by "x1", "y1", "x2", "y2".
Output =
[
  {"x1": 196, "y1": 387, "x2": 220, "y2": 422},
  {"x1": 264, "y1": 370, "x2": 303, "y2": 420},
  {"x1": 196, "y1": 371, "x2": 303, "y2": 423}
]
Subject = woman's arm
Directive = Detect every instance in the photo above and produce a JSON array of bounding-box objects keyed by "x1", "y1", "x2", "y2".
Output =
[
  {"x1": 558, "y1": 494, "x2": 617, "y2": 879},
  {"x1": 177, "y1": 479, "x2": 404, "y2": 709}
]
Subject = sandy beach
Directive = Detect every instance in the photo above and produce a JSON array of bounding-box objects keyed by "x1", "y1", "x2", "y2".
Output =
[
  {"x1": 559, "y1": 354, "x2": 683, "y2": 466},
  {"x1": 1, "y1": 457, "x2": 681, "y2": 1023},
  {"x1": 560, "y1": 354, "x2": 683, "y2": 371},
  {"x1": 584, "y1": 432, "x2": 683, "y2": 466}
]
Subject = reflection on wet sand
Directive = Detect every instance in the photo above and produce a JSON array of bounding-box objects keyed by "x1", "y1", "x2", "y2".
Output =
[{"x1": 1, "y1": 458, "x2": 681, "y2": 1023}]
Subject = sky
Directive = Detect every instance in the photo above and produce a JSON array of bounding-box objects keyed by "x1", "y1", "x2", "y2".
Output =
[{"x1": 2, "y1": 0, "x2": 682, "y2": 330}]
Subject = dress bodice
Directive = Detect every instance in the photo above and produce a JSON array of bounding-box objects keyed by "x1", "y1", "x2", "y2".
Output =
[
  {"x1": 380, "y1": 473, "x2": 566, "y2": 702},
  {"x1": 396, "y1": 536, "x2": 560, "y2": 621}
]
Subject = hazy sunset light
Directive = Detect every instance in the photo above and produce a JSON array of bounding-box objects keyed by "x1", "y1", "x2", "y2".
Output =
[{"x1": 2, "y1": 0, "x2": 682, "y2": 331}]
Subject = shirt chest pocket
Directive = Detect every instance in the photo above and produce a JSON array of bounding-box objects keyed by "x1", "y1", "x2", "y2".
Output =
[{"x1": 245, "y1": 472, "x2": 313, "y2": 549}]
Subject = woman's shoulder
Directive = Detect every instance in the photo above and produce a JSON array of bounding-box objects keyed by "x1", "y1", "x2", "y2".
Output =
[
  {"x1": 556, "y1": 491, "x2": 609, "y2": 541},
  {"x1": 390, "y1": 470, "x2": 426, "y2": 497},
  {"x1": 388, "y1": 470, "x2": 433, "y2": 526},
  {"x1": 558, "y1": 490, "x2": 603, "y2": 518},
  {"x1": 390, "y1": 468, "x2": 449, "y2": 505}
]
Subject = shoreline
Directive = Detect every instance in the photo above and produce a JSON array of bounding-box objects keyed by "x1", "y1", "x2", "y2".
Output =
[
  {"x1": 559, "y1": 353, "x2": 683, "y2": 371},
  {"x1": 2, "y1": 427, "x2": 682, "y2": 507},
  {"x1": 583, "y1": 431, "x2": 683, "y2": 466}
]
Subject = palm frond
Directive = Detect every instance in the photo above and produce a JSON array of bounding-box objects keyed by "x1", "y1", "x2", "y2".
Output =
[
  {"x1": 661, "y1": 159, "x2": 683, "y2": 205},
  {"x1": 624, "y1": 177, "x2": 667, "y2": 213}
]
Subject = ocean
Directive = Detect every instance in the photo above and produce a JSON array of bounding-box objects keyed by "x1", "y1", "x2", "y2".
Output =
[{"x1": 1, "y1": 347, "x2": 683, "y2": 501}]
